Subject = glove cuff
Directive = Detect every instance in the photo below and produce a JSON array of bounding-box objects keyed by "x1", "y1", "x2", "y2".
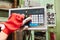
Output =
[{"x1": 2, "y1": 27, "x2": 12, "y2": 35}]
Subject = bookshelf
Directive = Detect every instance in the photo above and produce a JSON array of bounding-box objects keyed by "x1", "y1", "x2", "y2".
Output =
[{"x1": 0, "y1": 0, "x2": 19, "y2": 40}]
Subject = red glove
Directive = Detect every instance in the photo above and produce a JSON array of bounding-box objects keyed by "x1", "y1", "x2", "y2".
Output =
[{"x1": 2, "y1": 13, "x2": 24, "y2": 35}]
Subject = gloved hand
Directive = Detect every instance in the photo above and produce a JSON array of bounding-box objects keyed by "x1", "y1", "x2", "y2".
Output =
[{"x1": 2, "y1": 13, "x2": 24, "y2": 35}]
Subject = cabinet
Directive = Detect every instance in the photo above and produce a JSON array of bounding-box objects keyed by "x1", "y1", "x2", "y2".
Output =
[{"x1": 9, "y1": 6, "x2": 47, "y2": 40}]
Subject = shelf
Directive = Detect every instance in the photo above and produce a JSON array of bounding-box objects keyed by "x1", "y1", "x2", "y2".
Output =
[
  {"x1": 0, "y1": 8, "x2": 12, "y2": 11},
  {"x1": 0, "y1": 8, "x2": 9, "y2": 10},
  {"x1": 35, "y1": 37, "x2": 46, "y2": 40},
  {"x1": 0, "y1": 17, "x2": 8, "y2": 22},
  {"x1": 0, "y1": 8, "x2": 10, "y2": 12},
  {"x1": 28, "y1": 26, "x2": 47, "y2": 30},
  {"x1": 48, "y1": 24, "x2": 56, "y2": 27}
]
